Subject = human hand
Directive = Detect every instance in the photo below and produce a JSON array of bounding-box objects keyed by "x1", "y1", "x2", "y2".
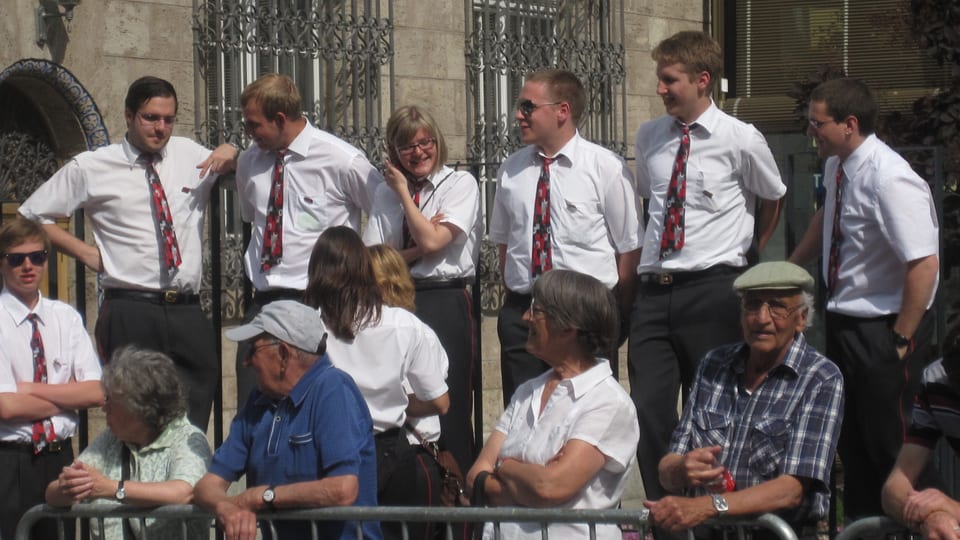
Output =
[
  {"x1": 644, "y1": 496, "x2": 714, "y2": 533},
  {"x1": 215, "y1": 501, "x2": 259, "y2": 540},
  {"x1": 383, "y1": 156, "x2": 409, "y2": 194},
  {"x1": 197, "y1": 143, "x2": 239, "y2": 177},
  {"x1": 906, "y1": 489, "x2": 958, "y2": 527},
  {"x1": 56, "y1": 461, "x2": 96, "y2": 501},
  {"x1": 429, "y1": 213, "x2": 446, "y2": 225},
  {"x1": 681, "y1": 446, "x2": 726, "y2": 488},
  {"x1": 919, "y1": 509, "x2": 960, "y2": 540}
]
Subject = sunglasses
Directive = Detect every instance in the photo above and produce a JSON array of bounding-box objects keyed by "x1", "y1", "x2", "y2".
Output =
[
  {"x1": 2, "y1": 250, "x2": 48, "y2": 267},
  {"x1": 517, "y1": 99, "x2": 561, "y2": 116}
]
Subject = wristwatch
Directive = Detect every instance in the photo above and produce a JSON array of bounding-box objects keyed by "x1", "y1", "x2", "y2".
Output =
[
  {"x1": 712, "y1": 494, "x2": 729, "y2": 517},
  {"x1": 115, "y1": 480, "x2": 126, "y2": 501},
  {"x1": 893, "y1": 331, "x2": 912, "y2": 348},
  {"x1": 262, "y1": 486, "x2": 277, "y2": 510}
]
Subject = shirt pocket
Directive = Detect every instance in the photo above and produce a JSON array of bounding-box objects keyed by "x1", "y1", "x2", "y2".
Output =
[
  {"x1": 684, "y1": 166, "x2": 729, "y2": 213},
  {"x1": 290, "y1": 194, "x2": 326, "y2": 232},
  {"x1": 285, "y1": 432, "x2": 318, "y2": 481},
  {"x1": 552, "y1": 194, "x2": 605, "y2": 249},
  {"x1": 747, "y1": 417, "x2": 789, "y2": 480},
  {"x1": 692, "y1": 409, "x2": 730, "y2": 449}
]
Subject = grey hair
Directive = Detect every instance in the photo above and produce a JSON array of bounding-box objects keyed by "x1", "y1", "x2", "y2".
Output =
[
  {"x1": 799, "y1": 291, "x2": 815, "y2": 329},
  {"x1": 531, "y1": 270, "x2": 619, "y2": 356},
  {"x1": 102, "y1": 346, "x2": 187, "y2": 435}
]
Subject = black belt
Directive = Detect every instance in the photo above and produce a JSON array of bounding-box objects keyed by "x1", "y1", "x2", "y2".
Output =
[
  {"x1": 414, "y1": 278, "x2": 469, "y2": 291},
  {"x1": 0, "y1": 438, "x2": 70, "y2": 454},
  {"x1": 105, "y1": 288, "x2": 200, "y2": 304},
  {"x1": 639, "y1": 265, "x2": 744, "y2": 287},
  {"x1": 254, "y1": 288, "x2": 304, "y2": 304}
]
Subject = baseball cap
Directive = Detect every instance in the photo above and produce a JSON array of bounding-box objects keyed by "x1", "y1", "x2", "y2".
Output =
[{"x1": 225, "y1": 300, "x2": 326, "y2": 353}]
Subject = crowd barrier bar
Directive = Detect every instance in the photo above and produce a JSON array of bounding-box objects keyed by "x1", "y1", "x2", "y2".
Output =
[
  {"x1": 15, "y1": 504, "x2": 798, "y2": 540},
  {"x1": 835, "y1": 516, "x2": 915, "y2": 540}
]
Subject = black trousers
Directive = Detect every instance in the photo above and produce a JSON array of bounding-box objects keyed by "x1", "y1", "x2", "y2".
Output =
[
  {"x1": 95, "y1": 298, "x2": 217, "y2": 430},
  {"x1": 0, "y1": 442, "x2": 75, "y2": 540},
  {"x1": 235, "y1": 289, "x2": 305, "y2": 409},
  {"x1": 627, "y1": 269, "x2": 742, "y2": 508},
  {"x1": 414, "y1": 286, "x2": 478, "y2": 475},
  {"x1": 498, "y1": 290, "x2": 620, "y2": 406},
  {"x1": 375, "y1": 429, "x2": 443, "y2": 540},
  {"x1": 826, "y1": 309, "x2": 937, "y2": 519}
]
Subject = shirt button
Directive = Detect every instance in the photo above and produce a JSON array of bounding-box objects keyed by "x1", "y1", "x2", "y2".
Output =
[{"x1": 274, "y1": 416, "x2": 281, "y2": 423}]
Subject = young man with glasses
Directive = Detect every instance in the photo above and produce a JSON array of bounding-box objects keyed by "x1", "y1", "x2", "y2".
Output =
[
  {"x1": 0, "y1": 218, "x2": 103, "y2": 540},
  {"x1": 790, "y1": 77, "x2": 940, "y2": 520},
  {"x1": 644, "y1": 262, "x2": 843, "y2": 537},
  {"x1": 19, "y1": 76, "x2": 238, "y2": 431},
  {"x1": 489, "y1": 68, "x2": 642, "y2": 405},
  {"x1": 628, "y1": 33, "x2": 787, "y2": 527},
  {"x1": 232, "y1": 73, "x2": 383, "y2": 407}
]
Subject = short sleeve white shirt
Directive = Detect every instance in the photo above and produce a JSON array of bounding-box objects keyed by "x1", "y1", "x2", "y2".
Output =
[
  {"x1": 363, "y1": 166, "x2": 482, "y2": 279},
  {"x1": 484, "y1": 360, "x2": 639, "y2": 540},
  {"x1": 822, "y1": 134, "x2": 939, "y2": 316},
  {"x1": 635, "y1": 103, "x2": 786, "y2": 272},
  {"x1": 0, "y1": 289, "x2": 102, "y2": 441},
  {"x1": 19, "y1": 137, "x2": 215, "y2": 290},
  {"x1": 236, "y1": 122, "x2": 384, "y2": 291},
  {"x1": 489, "y1": 133, "x2": 643, "y2": 293},
  {"x1": 324, "y1": 305, "x2": 449, "y2": 433}
]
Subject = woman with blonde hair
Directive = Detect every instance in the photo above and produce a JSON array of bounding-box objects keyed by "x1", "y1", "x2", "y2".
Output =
[{"x1": 369, "y1": 243, "x2": 416, "y2": 312}]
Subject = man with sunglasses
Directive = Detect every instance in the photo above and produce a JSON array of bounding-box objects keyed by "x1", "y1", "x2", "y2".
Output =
[
  {"x1": 489, "y1": 68, "x2": 642, "y2": 405},
  {"x1": 0, "y1": 218, "x2": 103, "y2": 540},
  {"x1": 629, "y1": 32, "x2": 786, "y2": 524},
  {"x1": 644, "y1": 262, "x2": 843, "y2": 537},
  {"x1": 790, "y1": 78, "x2": 940, "y2": 519},
  {"x1": 231, "y1": 73, "x2": 383, "y2": 407},
  {"x1": 19, "y1": 76, "x2": 238, "y2": 431}
]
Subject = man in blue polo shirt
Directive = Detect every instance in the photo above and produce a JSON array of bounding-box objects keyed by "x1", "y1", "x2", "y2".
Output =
[{"x1": 194, "y1": 300, "x2": 380, "y2": 540}]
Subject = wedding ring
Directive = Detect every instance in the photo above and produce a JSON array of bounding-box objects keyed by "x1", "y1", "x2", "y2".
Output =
[{"x1": 952, "y1": 526, "x2": 960, "y2": 532}]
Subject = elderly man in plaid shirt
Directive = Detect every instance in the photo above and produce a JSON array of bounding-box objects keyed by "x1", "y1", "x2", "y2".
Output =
[{"x1": 644, "y1": 262, "x2": 844, "y2": 536}]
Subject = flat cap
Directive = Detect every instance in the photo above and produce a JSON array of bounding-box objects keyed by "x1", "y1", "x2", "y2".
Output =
[
  {"x1": 733, "y1": 261, "x2": 815, "y2": 293},
  {"x1": 225, "y1": 300, "x2": 326, "y2": 353}
]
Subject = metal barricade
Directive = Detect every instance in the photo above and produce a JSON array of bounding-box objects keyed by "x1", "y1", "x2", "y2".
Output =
[
  {"x1": 15, "y1": 504, "x2": 799, "y2": 540},
  {"x1": 835, "y1": 516, "x2": 916, "y2": 540}
]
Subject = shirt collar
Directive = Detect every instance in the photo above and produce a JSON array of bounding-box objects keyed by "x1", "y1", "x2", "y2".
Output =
[
  {"x1": 284, "y1": 121, "x2": 316, "y2": 160},
  {"x1": 122, "y1": 136, "x2": 166, "y2": 166},
  {"x1": 133, "y1": 415, "x2": 191, "y2": 453},
  {"x1": 837, "y1": 133, "x2": 878, "y2": 178},
  {"x1": 533, "y1": 130, "x2": 582, "y2": 168},
  {"x1": 564, "y1": 358, "x2": 614, "y2": 400},
  {"x1": 286, "y1": 353, "x2": 335, "y2": 407},
  {"x1": 0, "y1": 287, "x2": 46, "y2": 327},
  {"x1": 729, "y1": 332, "x2": 807, "y2": 379},
  {"x1": 682, "y1": 101, "x2": 720, "y2": 136}
]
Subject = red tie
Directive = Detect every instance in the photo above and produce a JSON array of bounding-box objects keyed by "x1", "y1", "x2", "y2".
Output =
[
  {"x1": 827, "y1": 164, "x2": 845, "y2": 296},
  {"x1": 261, "y1": 150, "x2": 286, "y2": 272},
  {"x1": 144, "y1": 154, "x2": 182, "y2": 271},
  {"x1": 402, "y1": 179, "x2": 429, "y2": 249},
  {"x1": 27, "y1": 313, "x2": 56, "y2": 454},
  {"x1": 660, "y1": 122, "x2": 691, "y2": 259},
  {"x1": 531, "y1": 155, "x2": 554, "y2": 277}
]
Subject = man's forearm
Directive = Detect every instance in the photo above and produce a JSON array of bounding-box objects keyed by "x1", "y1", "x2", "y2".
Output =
[
  {"x1": 20, "y1": 381, "x2": 103, "y2": 410},
  {"x1": 0, "y1": 392, "x2": 62, "y2": 421},
  {"x1": 756, "y1": 198, "x2": 782, "y2": 253},
  {"x1": 788, "y1": 208, "x2": 824, "y2": 266},
  {"x1": 894, "y1": 255, "x2": 939, "y2": 340},
  {"x1": 42, "y1": 223, "x2": 101, "y2": 271},
  {"x1": 615, "y1": 248, "x2": 641, "y2": 314}
]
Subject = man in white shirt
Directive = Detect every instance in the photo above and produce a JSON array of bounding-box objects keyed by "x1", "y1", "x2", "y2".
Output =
[
  {"x1": 629, "y1": 31, "x2": 786, "y2": 517},
  {"x1": 232, "y1": 73, "x2": 383, "y2": 406},
  {"x1": 489, "y1": 68, "x2": 643, "y2": 404},
  {"x1": 19, "y1": 76, "x2": 237, "y2": 430},
  {"x1": 0, "y1": 218, "x2": 103, "y2": 540},
  {"x1": 790, "y1": 77, "x2": 940, "y2": 519}
]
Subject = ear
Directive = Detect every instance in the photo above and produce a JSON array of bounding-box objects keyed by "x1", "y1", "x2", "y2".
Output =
[
  {"x1": 556, "y1": 101, "x2": 572, "y2": 124},
  {"x1": 844, "y1": 115, "x2": 860, "y2": 137},
  {"x1": 124, "y1": 108, "x2": 135, "y2": 126},
  {"x1": 696, "y1": 71, "x2": 711, "y2": 94},
  {"x1": 274, "y1": 112, "x2": 287, "y2": 130}
]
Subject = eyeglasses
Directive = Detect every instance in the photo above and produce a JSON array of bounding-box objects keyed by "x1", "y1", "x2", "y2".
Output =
[
  {"x1": 396, "y1": 138, "x2": 437, "y2": 155},
  {"x1": 807, "y1": 117, "x2": 838, "y2": 129},
  {"x1": 517, "y1": 99, "x2": 562, "y2": 116},
  {"x1": 528, "y1": 299, "x2": 549, "y2": 318},
  {"x1": 2, "y1": 250, "x2": 48, "y2": 267},
  {"x1": 741, "y1": 297, "x2": 804, "y2": 321},
  {"x1": 247, "y1": 340, "x2": 280, "y2": 360},
  {"x1": 137, "y1": 113, "x2": 177, "y2": 127}
]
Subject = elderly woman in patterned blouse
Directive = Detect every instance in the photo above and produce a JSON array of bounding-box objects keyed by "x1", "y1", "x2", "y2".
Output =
[{"x1": 46, "y1": 346, "x2": 212, "y2": 539}]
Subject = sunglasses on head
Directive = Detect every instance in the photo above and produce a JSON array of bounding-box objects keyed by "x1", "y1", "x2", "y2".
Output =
[{"x1": 2, "y1": 250, "x2": 48, "y2": 267}]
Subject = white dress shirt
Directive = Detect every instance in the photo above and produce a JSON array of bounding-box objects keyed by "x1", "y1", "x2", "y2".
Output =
[
  {"x1": 635, "y1": 103, "x2": 786, "y2": 273},
  {"x1": 0, "y1": 289, "x2": 102, "y2": 442},
  {"x1": 19, "y1": 137, "x2": 215, "y2": 291},
  {"x1": 324, "y1": 305, "x2": 449, "y2": 433},
  {"x1": 363, "y1": 166, "x2": 482, "y2": 279},
  {"x1": 822, "y1": 134, "x2": 939, "y2": 317},
  {"x1": 489, "y1": 132, "x2": 643, "y2": 293},
  {"x1": 483, "y1": 360, "x2": 639, "y2": 540},
  {"x1": 236, "y1": 122, "x2": 384, "y2": 291}
]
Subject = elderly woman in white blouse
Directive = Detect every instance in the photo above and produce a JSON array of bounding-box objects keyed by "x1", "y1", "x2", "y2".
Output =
[{"x1": 467, "y1": 269, "x2": 640, "y2": 540}]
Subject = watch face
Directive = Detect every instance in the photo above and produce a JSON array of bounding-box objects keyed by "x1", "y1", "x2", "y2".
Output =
[
  {"x1": 263, "y1": 488, "x2": 276, "y2": 503},
  {"x1": 116, "y1": 485, "x2": 126, "y2": 501},
  {"x1": 712, "y1": 494, "x2": 728, "y2": 513}
]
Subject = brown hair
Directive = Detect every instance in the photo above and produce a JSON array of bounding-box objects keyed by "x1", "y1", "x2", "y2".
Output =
[
  {"x1": 526, "y1": 69, "x2": 586, "y2": 124},
  {"x1": 240, "y1": 73, "x2": 303, "y2": 120},
  {"x1": 303, "y1": 226, "x2": 382, "y2": 340},
  {"x1": 652, "y1": 31, "x2": 723, "y2": 92},
  {"x1": 0, "y1": 217, "x2": 51, "y2": 256},
  {"x1": 386, "y1": 106, "x2": 447, "y2": 175},
  {"x1": 810, "y1": 78, "x2": 877, "y2": 136},
  {"x1": 369, "y1": 244, "x2": 416, "y2": 312}
]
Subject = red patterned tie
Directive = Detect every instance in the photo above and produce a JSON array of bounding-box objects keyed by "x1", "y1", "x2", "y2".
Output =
[
  {"x1": 402, "y1": 179, "x2": 428, "y2": 249},
  {"x1": 660, "y1": 123, "x2": 691, "y2": 259},
  {"x1": 27, "y1": 313, "x2": 56, "y2": 454},
  {"x1": 827, "y1": 164, "x2": 845, "y2": 296},
  {"x1": 531, "y1": 156, "x2": 554, "y2": 278},
  {"x1": 145, "y1": 154, "x2": 182, "y2": 271},
  {"x1": 261, "y1": 150, "x2": 286, "y2": 272}
]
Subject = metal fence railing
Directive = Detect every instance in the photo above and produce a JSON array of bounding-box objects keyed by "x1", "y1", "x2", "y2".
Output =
[
  {"x1": 14, "y1": 504, "x2": 801, "y2": 540},
  {"x1": 835, "y1": 516, "x2": 914, "y2": 540}
]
